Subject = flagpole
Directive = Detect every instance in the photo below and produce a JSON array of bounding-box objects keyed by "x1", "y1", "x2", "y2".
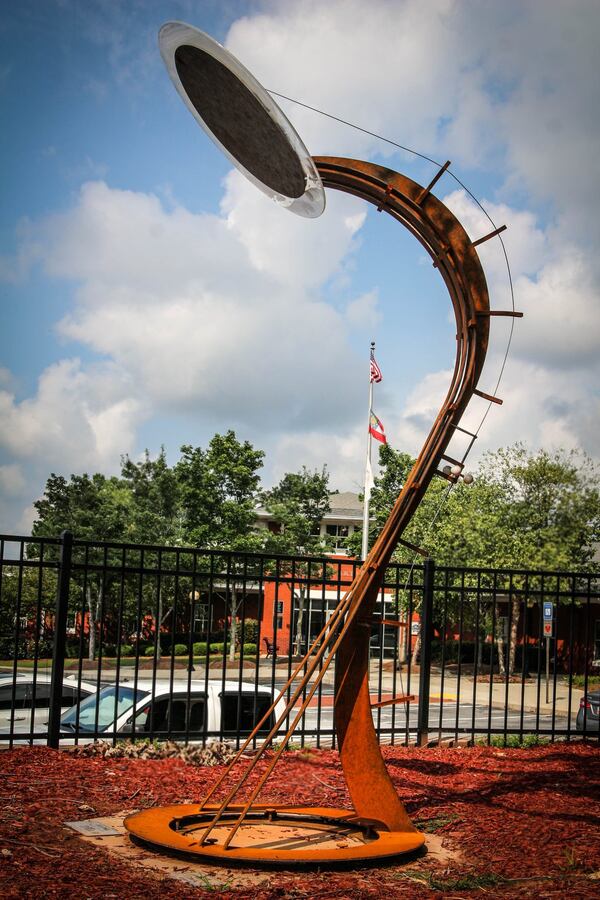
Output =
[{"x1": 361, "y1": 341, "x2": 375, "y2": 561}]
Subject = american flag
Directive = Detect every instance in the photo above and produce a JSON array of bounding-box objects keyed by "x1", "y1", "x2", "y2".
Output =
[{"x1": 370, "y1": 352, "x2": 382, "y2": 383}]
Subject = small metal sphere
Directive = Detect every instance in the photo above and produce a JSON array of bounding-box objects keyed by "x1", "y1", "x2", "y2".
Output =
[{"x1": 463, "y1": 472, "x2": 474, "y2": 484}]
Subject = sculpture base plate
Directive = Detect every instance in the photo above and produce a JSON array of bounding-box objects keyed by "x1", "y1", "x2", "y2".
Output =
[{"x1": 124, "y1": 804, "x2": 425, "y2": 866}]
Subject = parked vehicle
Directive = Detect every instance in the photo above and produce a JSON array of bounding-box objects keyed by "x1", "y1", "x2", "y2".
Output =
[
  {"x1": 0, "y1": 672, "x2": 97, "y2": 737},
  {"x1": 59, "y1": 678, "x2": 286, "y2": 742},
  {"x1": 576, "y1": 689, "x2": 600, "y2": 733}
]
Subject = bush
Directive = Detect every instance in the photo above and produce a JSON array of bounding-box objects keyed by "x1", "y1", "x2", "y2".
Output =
[
  {"x1": 242, "y1": 619, "x2": 259, "y2": 644},
  {"x1": 210, "y1": 642, "x2": 225, "y2": 654},
  {"x1": 242, "y1": 643, "x2": 257, "y2": 656},
  {"x1": 0, "y1": 637, "x2": 25, "y2": 660},
  {"x1": 65, "y1": 638, "x2": 82, "y2": 658},
  {"x1": 193, "y1": 642, "x2": 207, "y2": 656},
  {"x1": 571, "y1": 675, "x2": 600, "y2": 689},
  {"x1": 144, "y1": 645, "x2": 156, "y2": 657},
  {"x1": 173, "y1": 643, "x2": 188, "y2": 656},
  {"x1": 120, "y1": 644, "x2": 134, "y2": 657},
  {"x1": 102, "y1": 644, "x2": 116, "y2": 658}
]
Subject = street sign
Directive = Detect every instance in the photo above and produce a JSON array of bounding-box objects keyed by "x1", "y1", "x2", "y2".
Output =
[{"x1": 543, "y1": 602, "x2": 554, "y2": 638}]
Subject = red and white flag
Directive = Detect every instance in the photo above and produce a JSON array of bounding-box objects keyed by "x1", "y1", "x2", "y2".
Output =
[
  {"x1": 370, "y1": 352, "x2": 382, "y2": 383},
  {"x1": 369, "y1": 411, "x2": 387, "y2": 444}
]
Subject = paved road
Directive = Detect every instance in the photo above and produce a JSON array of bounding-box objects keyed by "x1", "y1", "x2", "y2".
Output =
[{"x1": 273, "y1": 691, "x2": 577, "y2": 744}]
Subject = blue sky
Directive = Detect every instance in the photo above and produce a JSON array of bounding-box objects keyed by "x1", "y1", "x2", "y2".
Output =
[{"x1": 1, "y1": 0, "x2": 599, "y2": 533}]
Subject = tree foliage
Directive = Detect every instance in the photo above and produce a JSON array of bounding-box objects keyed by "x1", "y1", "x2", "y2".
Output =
[
  {"x1": 261, "y1": 466, "x2": 331, "y2": 556},
  {"x1": 176, "y1": 431, "x2": 265, "y2": 552},
  {"x1": 363, "y1": 442, "x2": 600, "y2": 673}
]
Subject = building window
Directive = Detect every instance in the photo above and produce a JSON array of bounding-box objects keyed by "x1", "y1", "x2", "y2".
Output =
[
  {"x1": 276, "y1": 601, "x2": 284, "y2": 614},
  {"x1": 275, "y1": 616, "x2": 283, "y2": 630},
  {"x1": 326, "y1": 524, "x2": 350, "y2": 539}
]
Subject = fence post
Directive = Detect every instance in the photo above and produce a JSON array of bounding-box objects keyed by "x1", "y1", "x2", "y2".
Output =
[
  {"x1": 417, "y1": 557, "x2": 435, "y2": 747},
  {"x1": 48, "y1": 530, "x2": 73, "y2": 749}
]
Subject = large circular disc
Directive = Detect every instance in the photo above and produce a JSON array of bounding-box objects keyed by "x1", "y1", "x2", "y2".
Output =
[
  {"x1": 125, "y1": 804, "x2": 425, "y2": 866},
  {"x1": 159, "y1": 22, "x2": 325, "y2": 218}
]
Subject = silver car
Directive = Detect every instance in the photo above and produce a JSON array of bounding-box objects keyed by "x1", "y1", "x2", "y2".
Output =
[
  {"x1": 0, "y1": 672, "x2": 97, "y2": 738},
  {"x1": 59, "y1": 678, "x2": 287, "y2": 742}
]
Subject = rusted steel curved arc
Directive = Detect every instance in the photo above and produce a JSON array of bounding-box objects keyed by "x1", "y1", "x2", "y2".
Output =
[
  {"x1": 315, "y1": 157, "x2": 490, "y2": 561},
  {"x1": 314, "y1": 157, "x2": 490, "y2": 830}
]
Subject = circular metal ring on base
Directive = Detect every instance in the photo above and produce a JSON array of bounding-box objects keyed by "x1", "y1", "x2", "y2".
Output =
[
  {"x1": 124, "y1": 804, "x2": 425, "y2": 866},
  {"x1": 159, "y1": 22, "x2": 325, "y2": 218}
]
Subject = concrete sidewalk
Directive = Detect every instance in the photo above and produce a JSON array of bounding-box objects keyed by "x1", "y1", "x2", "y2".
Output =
[{"x1": 369, "y1": 663, "x2": 584, "y2": 715}]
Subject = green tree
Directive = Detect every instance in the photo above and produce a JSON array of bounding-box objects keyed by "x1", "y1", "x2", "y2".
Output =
[
  {"x1": 120, "y1": 448, "x2": 183, "y2": 657},
  {"x1": 176, "y1": 431, "x2": 265, "y2": 659},
  {"x1": 120, "y1": 447, "x2": 182, "y2": 545},
  {"x1": 366, "y1": 442, "x2": 600, "y2": 673},
  {"x1": 433, "y1": 444, "x2": 600, "y2": 672},
  {"x1": 349, "y1": 445, "x2": 448, "y2": 562},
  {"x1": 32, "y1": 473, "x2": 131, "y2": 659},
  {"x1": 177, "y1": 431, "x2": 264, "y2": 549},
  {"x1": 261, "y1": 467, "x2": 331, "y2": 655}
]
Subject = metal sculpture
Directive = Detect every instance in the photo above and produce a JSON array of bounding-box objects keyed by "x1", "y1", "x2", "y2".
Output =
[{"x1": 125, "y1": 23, "x2": 521, "y2": 866}]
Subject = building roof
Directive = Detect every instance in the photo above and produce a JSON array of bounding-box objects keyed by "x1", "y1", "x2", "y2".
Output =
[
  {"x1": 324, "y1": 492, "x2": 363, "y2": 522},
  {"x1": 255, "y1": 491, "x2": 364, "y2": 523}
]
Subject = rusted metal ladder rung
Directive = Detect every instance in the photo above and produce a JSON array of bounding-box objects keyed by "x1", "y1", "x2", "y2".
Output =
[
  {"x1": 371, "y1": 694, "x2": 416, "y2": 709},
  {"x1": 397, "y1": 537, "x2": 429, "y2": 557},
  {"x1": 378, "y1": 618, "x2": 408, "y2": 628},
  {"x1": 416, "y1": 160, "x2": 451, "y2": 204}
]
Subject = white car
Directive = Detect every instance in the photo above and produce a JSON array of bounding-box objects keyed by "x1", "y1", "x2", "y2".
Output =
[
  {"x1": 59, "y1": 678, "x2": 287, "y2": 743},
  {"x1": 0, "y1": 672, "x2": 98, "y2": 738}
]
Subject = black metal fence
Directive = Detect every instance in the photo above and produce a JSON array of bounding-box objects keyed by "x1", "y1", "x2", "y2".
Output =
[{"x1": 0, "y1": 532, "x2": 598, "y2": 748}]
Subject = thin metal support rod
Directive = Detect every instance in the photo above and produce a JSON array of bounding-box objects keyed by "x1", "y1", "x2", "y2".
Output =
[
  {"x1": 219, "y1": 562, "x2": 389, "y2": 850},
  {"x1": 218, "y1": 461, "x2": 448, "y2": 845},
  {"x1": 197, "y1": 578, "x2": 358, "y2": 809},
  {"x1": 200, "y1": 463, "x2": 428, "y2": 841},
  {"x1": 198, "y1": 553, "x2": 387, "y2": 843},
  {"x1": 199, "y1": 404, "x2": 453, "y2": 820}
]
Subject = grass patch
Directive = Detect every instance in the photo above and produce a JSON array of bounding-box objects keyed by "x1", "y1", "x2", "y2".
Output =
[
  {"x1": 413, "y1": 813, "x2": 461, "y2": 832},
  {"x1": 477, "y1": 733, "x2": 546, "y2": 748},
  {"x1": 403, "y1": 871, "x2": 505, "y2": 892},
  {"x1": 571, "y1": 675, "x2": 600, "y2": 690}
]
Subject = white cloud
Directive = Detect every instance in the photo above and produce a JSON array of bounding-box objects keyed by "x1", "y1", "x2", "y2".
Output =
[
  {"x1": 220, "y1": 170, "x2": 366, "y2": 289},
  {"x1": 2, "y1": 0, "x2": 600, "y2": 535},
  {"x1": 227, "y1": 1, "x2": 600, "y2": 244},
  {"x1": 6, "y1": 178, "x2": 366, "y2": 433},
  {"x1": 0, "y1": 358, "x2": 143, "y2": 472},
  {"x1": 0, "y1": 464, "x2": 26, "y2": 498}
]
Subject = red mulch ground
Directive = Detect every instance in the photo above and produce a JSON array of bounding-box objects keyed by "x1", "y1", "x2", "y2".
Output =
[{"x1": 0, "y1": 741, "x2": 599, "y2": 898}]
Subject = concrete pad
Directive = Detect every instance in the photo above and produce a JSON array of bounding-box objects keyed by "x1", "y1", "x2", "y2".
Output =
[{"x1": 65, "y1": 811, "x2": 271, "y2": 891}]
